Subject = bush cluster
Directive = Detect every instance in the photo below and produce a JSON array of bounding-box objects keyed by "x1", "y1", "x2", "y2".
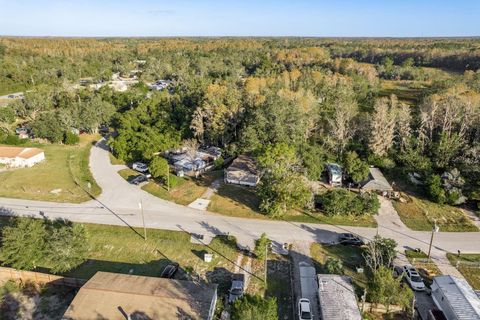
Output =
[{"x1": 316, "y1": 189, "x2": 380, "y2": 216}]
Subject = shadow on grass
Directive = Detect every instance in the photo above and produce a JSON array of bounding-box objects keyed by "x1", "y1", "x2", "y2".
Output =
[{"x1": 214, "y1": 183, "x2": 261, "y2": 213}]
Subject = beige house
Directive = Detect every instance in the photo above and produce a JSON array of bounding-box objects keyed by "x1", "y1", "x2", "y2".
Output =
[
  {"x1": 0, "y1": 146, "x2": 45, "y2": 168},
  {"x1": 62, "y1": 271, "x2": 218, "y2": 320},
  {"x1": 225, "y1": 154, "x2": 260, "y2": 187}
]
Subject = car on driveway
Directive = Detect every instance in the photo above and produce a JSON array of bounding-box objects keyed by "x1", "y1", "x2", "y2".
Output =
[
  {"x1": 160, "y1": 262, "x2": 179, "y2": 278},
  {"x1": 228, "y1": 274, "x2": 245, "y2": 303},
  {"x1": 132, "y1": 162, "x2": 149, "y2": 173},
  {"x1": 338, "y1": 233, "x2": 365, "y2": 246},
  {"x1": 130, "y1": 175, "x2": 148, "y2": 185},
  {"x1": 298, "y1": 298, "x2": 313, "y2": 320},
  {"x1": 402, "y1": 265, "x2": 426, "y2": 291}
]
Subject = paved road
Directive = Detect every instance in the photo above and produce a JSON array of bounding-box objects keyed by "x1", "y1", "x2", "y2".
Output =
[{"x1": 0, "y1": 138, "x2": 479, "y2": 268}]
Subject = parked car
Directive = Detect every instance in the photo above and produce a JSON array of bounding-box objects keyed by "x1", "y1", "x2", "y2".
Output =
[
  {"x1": 228, "y1": 274, "x2": 245, "y2": 303},
  {"x1": 298, "y1": 298, "x2": 313, "y2": 320},
  {"x1": 402, "y1": 265, "x2": 426, "y2": 291},
  {"x1": 338, "y1": 233, "x2": 365, "y2": 246},
  {"x1": 132, "y1": 162, "x2": 148, "y2": 173},
  {"x1": 130, "y1": 175, "x2": 148, "y2": 185},
  {"x1": 160, "y1": 262, "x2": 179, "y2": 278}
]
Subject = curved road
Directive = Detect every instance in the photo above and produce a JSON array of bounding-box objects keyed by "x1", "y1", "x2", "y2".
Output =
[{"x1": 0, "y1": 139, "x2": 479, "y2": 272}]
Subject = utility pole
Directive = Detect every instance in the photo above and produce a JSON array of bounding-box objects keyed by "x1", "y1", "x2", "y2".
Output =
[
  {"x1": 139, "y1": 200, "x2": 147, "y2": 241},
  {"x1": 427, "y1": 219, "x2": 439, "y2": 259},
  {"x1": 264, "y1": 242, "x2": 271, "y2": 284},
  {"x1": 411, "y1": 294, "x2": 416, "y2": 320},
  {"x1": 167, "y1": 165, "x2": 170, "y2": 191},
  {"x1": 361, "y1": 288, "x2": 367, "y2": 313}
]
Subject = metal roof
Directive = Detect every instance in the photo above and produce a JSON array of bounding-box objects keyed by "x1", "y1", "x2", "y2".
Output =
[
  {"x1": 361, "y1": 167, "x2": 393, "y2": 191},
  {"x1": 433, "y1": 275, "x2": 480, "y2": 320},
  {"x1": 317, "y1": 274, "x2": 362, "y2": 320}
]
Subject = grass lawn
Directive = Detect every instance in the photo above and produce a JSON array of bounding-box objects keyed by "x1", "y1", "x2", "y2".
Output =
[
  {"x1": 446, "y1": 253, "x2": 480, "y2": 289},
  {"x1": 109, "y1": 153, "x2": 125, "y2": 165},
  {"x1": 118, "y1": 169, "x2": 222, "y2": 206},
  {"x1": 392, "y1": 196, "x2": 478, "y2": 232},
  {"x1": 0, "y1": 217, "x2": 240, "y2": 288},
  {"x1": 310, "y1": 243, "x2": 368, "y2": 295},
  {"x1": 266, "y1": 256, "x2": 294, "y2": 320},
  {"x1": 208, "y1": 183, "x2": 377, "y2": 227},
  {"x1": 0, "y1": 134, "x2": 101, "y2": 203},
  {"x1": 66, "y1": 223, "x2": 240, "y2": 282}
]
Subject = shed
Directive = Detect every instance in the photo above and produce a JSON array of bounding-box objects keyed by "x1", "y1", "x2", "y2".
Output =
[
  {"x1": 317, "y1": 274, "x2": 362, "y2": 320},
  {"x1": 225, "y1": 154, "x2": 259, "y2": 187},
  {"x1": 431, "y1": 275, "x2": 480, "y2": 320},
  {"x1": 62, "y1": 271, "x2": 218, "y2": 320},
  {"x1": 361, "y1": 167, "x2": 393, "y2": 191},
  {"x1": 0, "y1": 146, "x2": 45, "y2": 168}
]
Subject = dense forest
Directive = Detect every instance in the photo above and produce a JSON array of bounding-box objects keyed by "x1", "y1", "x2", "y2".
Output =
[{"x1": 0, "y1": 37, "x2": 479, "y2": 215}]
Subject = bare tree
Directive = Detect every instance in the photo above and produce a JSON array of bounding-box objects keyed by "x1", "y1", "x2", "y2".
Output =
[
  {"x1": 369, "y1": 96, "x2": 396, "y2": 156},
  {"x1": 394, "y1": 102, "x2": 412, "y2": 151},
  {"x1": 327, "y1": 99, "x2": 358, "y2": 155},
  {"x1": 183, "y1": 139, "x2": 199, "y2": 161}
]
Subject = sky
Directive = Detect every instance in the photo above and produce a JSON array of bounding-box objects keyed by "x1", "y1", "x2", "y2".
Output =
[{"x1": 0, "y1": 0, "x2": 479, "y2": 37}]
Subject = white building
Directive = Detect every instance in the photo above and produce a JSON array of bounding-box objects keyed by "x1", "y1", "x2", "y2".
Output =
[
  {"x1": 431, "y1": 275, "x2": 480, "y2": 320},
  {"x1": 0, "y1": 147, "x2": 45, "y2": 168}
]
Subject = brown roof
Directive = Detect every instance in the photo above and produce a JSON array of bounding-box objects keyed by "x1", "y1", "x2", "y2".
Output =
[
  {"x1": 62, "y1": 272, "x2": 217, "y2": 320},
  {"x1": 0, "y1": 146, "x2": 44, "y2": 159},
  {"x1": 226, "y1": 154, "x2": 258, "y2": 175}
]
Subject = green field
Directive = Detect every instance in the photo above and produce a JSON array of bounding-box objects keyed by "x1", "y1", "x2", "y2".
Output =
[
  {"x1": 392, "y1": 195, "x2": 478, "y2": 232},
  {"x1": 0, "y1": 134, "x2": 101, "y2": 203},
  {"x1": 209, "y1": 183, "x2": 377, "y2": 227},
  {"x1": 446, "y1": 253, "x2": 480, "y2": 290}
]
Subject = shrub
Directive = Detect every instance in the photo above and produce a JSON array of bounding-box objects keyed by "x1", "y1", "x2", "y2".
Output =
[
  {"x1": 64, "y1": 131, "x2": 80, "y2": 145},
  {"x1": 317, "y1": 189, "x2": 379, "y2": 216},
  {"x1": 325, "y1": 257, "x2": 343, "y2": 274},
  {"x1": 213, "y1": 157, "x2": 224, "y2": 169},
  {"x1": 1, "y1": 134, "x2": 26, "y2": 145}
]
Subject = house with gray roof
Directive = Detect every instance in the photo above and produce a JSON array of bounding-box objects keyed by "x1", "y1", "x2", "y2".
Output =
[
  {"x1": 431, "y1": 275, "x2": 480, "y2": 320},
  {"x1": 317, "y1": 274, "x2": 361, "y2": 320},
  {"x1": 361, "y1": 167, "x2": 393, "y2": 192}
]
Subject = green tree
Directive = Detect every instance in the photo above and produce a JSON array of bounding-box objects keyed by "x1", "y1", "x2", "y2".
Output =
[
  {"x1": 46, "y1": 222, "x2": 89, "y2": 273},
  {"x1": 426, "y1": 174, "x2": 446, "y2": 204},
  {"x1": 343, "y1": 151, "x2": 369, "y2": 183},
  {"x1": 231, "y1": 294, "x2": 277, "y2": 320},
  {"x1": 257, "y1": 143, "x2": 311, "y2": 216},
  {"x1": 0, "y1": 107, "x2": 15, "y2": 124},
  {"x1": 31, "y1": 112, "x2": 64, "y2": 142},
  {"x1": 64, "y1": 131, "x2": 80, "y2": 145},
  {"x1": 325, "y1": 257, "x2": 343, "y2": 274},
  {"x1": 369, "y1": 266, "x2": 414, "y2": 314},
  {"x1": 149, "y1": 157, "x2": 170, "y2": 186},
  {"x1": 299, "y1": 143, "x2": 327, "y2": 180},
  {"x1": 254, "y1": 233, "x2": 271, "y2": 260},
  {"x1": 1, "y1": 218, "x2": 48, "y2": 270},
  {"x1": 363, "y1": 235, "x2": 397, "y2": 269}
]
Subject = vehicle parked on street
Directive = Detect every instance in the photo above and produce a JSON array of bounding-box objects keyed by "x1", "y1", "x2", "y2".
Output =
[
  {"x1": 132, "y1": 162, "x2": 148, "y2": 173},
  {"x1": 298, "y1": 298, "x2": 313, "y2": 320},
  {"x1": 130, "y1": 175, "x2": 148, "y2": 185},
  {"x1": 160, "y1": 262, "x2": 179, "y2": 278},
  {"x1": 228, "y1": 274, "x2": 245, "y2": 303},
  {"x1": 402, "y1": 265, "x2": 426, "y2": 291},
  {"x1": 338, "y1": 233, "x2": 365, "y2": 246}
]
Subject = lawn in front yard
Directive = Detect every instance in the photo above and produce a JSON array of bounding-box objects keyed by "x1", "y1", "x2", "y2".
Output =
[
  {"x1": 310, "y1": 243, "x2": 368, "y2": 295},
  {"x1": 208, "y1": 183, "x2": 377, "y2": 227},
  {"x1": 392, "y1": 195, "x2": 478, "y2": 232},
  {"x1": 65, "y1": 222, "x2": 240, "y2": 283},
  {"x1": 446, "y1": 253, "x2": 480, "y2": 289},
  {"x1": 117, "y1": 169, "x2": 222, "y2": 206},
  {"x1": 0, "y1": 134, "x2": 101, "y2": 203}
]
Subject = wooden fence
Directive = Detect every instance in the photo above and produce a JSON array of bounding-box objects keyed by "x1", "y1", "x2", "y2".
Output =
[{"x1": 0, "y1": 266, "x2": 86, "y2": 288}]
